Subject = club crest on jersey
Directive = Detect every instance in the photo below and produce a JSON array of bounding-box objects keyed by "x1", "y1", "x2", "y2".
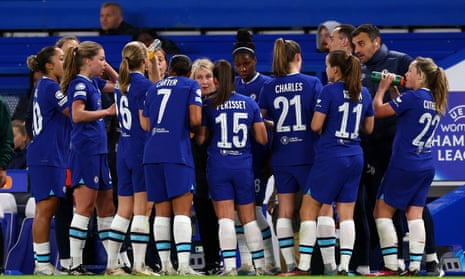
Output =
[{"x1": 392, "y1": 96, "x2": 402, "y2": 107}]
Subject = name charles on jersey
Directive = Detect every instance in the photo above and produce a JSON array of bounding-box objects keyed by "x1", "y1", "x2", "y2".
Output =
[{"x1": 275, "y1": 82, "x2": 303, "y2": 93}]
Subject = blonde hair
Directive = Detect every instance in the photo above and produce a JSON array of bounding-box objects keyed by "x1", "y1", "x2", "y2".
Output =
[
  {"x1": 61, "y1": 41, "x2": 103, "y2": 95},
  {"x1": 55, "y1": 35, "x2": 79, "y2": 48},
  {"x1": 190, "y1": 58, "x2": 214, "y2": 79},
  {"x1": 414, "y1": 57, "x2": 448, "y2": 115},
  {"x1": 272, "y1": 38, "x2": 301, "y2": 77},
  {"x1": 119, "y1": 41, "x2": 148, "y2": 95}
]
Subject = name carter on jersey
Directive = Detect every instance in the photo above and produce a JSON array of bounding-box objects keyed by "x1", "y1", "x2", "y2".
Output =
[{"x1": 156, "y1": 79, "x2": 178, "y2": 87}]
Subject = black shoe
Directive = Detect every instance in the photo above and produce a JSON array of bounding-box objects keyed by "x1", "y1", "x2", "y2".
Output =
[
  {"x1": 59, "y1": 267, "x2": 71, "y2": 274},
  {"x1": 203, "y1": 262, "x2": 223, "y2": 275},
  {"x1": 399, "y1": 268, "x2": 409, "y2": 276},
  {"x1": 205, "y1": 265, "x2": 222, "y2": 275},
  {"x1": 121, "y1": 264, "x2": 132, "y2": 274},
  {"x1": 426, "y1": 261, "x2": 444, "y2": 277},
  {"x1": 69, "y1": 265, "x2": 94, "y2": 275},
  {"x1": 408, "y1": 269, "x2": 420, "y2": 276},
  {"x1": 337, "y1": 270, "x2": 349, "y2": 276}
]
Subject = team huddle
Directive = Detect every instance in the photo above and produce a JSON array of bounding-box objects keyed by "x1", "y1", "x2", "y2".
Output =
[{"x1": 25, "y1": 23, "x2": 448, "y2": 276}]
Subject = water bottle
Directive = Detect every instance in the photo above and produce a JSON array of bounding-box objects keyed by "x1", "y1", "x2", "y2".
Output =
[
  {"x1": 147, "y1": 39, "x2": 162, "y2": 59},
  {"x1": 371, "y1": 70, "x2": 405, "y2": 86}
]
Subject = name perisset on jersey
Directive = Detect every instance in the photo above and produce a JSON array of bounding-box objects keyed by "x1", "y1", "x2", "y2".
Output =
[
  {"x1": 217, "y1": 100, "x2": 247, "y2": 110},
  {"x1": 275, "y1": 82, "x2": 303, "y2": 93}
]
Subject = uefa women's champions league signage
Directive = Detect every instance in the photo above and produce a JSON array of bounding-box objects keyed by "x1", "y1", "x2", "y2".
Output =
[
  {"x1": 430, "y1": 54, "x2": 465, "y2": 185},
  {"x1": 432, "y1": 91, "x2": 465, "y2": 183}
]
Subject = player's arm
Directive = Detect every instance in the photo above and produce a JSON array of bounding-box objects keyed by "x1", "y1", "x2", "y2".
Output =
[
  {"x1": 260, "y1": 108, "x2": 274, "y2": 129},
  {"x1": 189, "y1": 104, "x2": 202, "y2": 135},
  {"x1": 61, "y1": 107, "x2": 70, "y2": 118},
  {"x1": 71, "y1": 99, "x2": 115, "y2": 123},
  {"x1": 139, "y1": 110, "x2": 150, "y2": 132},
  {"x1": 373, "y1": 73, "x2": 397, "y2": 118},
  {"x1": 253, "y1": 121, "x2": 268, "y2": 145},
  {"x1": 196, "y1": 126, "x2": 207, "y2": 145},
  {"x1": 104, "y1": 64, "x2": 119, "y2": 83},
  {"x1": 311, "y1": 111, "x2": 326, "y2": 134},
  {"x1": 361, "y1": 115, "x2": 374, "y2": 135},
  {"x1": 100, "y1": 65, "x2": 119, "y2": 93},
  {"x1": 147, "y1": 55, "x2": 162, "y2": 83}
]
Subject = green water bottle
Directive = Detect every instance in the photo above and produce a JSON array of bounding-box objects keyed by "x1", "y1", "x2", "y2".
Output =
[{"x1": 371, "y1": 70, "x2": 406, "y2": 86}]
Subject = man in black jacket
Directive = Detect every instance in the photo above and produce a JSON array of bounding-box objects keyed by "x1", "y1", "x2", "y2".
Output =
[
  {"x1": 99, "y1": 2, "x2": 136, "y2": 36},
  {"x1": 352, "y1": 24, "x2": 442, "y2": 276}
]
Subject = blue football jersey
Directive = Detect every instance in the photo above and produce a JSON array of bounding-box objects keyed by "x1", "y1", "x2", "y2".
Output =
[
  {"x1": 314, "y1": 82, "x2": 374, "y2": 158},
  {"x1": 203, "y1": 92, "x2": 264, "y2": 170},
  {"x1": 114, "y1": 72, "x2": 152, "y2": 161},
  {"x1": 143, "y1": 76, "x2": 202, "y2": 166},
  {"x1": 93, "y1": 77, "x2": 107, "y2": 92},
  {"x1": 68, "y1": 74, "x2": 108, "y2": 155},
  {"x1": 235, "y1": 73, "x2": 272, "y2": 101},
  {"x1": 27, "y1": 77, "x2": 70, "y2": 167},
  {"x1": 258, "y1": 73, "x2": 322, "y2": 166},
  {"x1": 235, "y1": 72, "x2": 272, "y2": 173},
  {"x1": 388, "y1": 88, "x2": 441, "y2": 170}
]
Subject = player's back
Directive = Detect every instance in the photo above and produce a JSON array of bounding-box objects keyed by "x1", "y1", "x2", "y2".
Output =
[
  {"x1": 204, "y1": 92, "x2": 262, "y2": 170},
  {"x1": 390, "y1": 88, "x2": 439, "y2": 170},
  {"x1": 259, "y1": 73, "x2": 322, "y2": 166},
  {"x1": 114, "y1": 72, "x2": 151, "y2": 157},
  {"x1": 316, "y1": 82, "x2": 373, "y2": 158},
  {"x1": 143, "y1": 76, "x2": 201, "y2": 166},
  {"x1": 28, "y1": 77, "x2": 70, "y2": 167}
]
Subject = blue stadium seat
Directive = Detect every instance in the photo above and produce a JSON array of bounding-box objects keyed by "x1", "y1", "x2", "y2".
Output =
[
  {"x1": 0, "y1": 35, "x2": 131, "y2": 96},
  {"x1": 428, "y1": 185, "x2": 465, "y2": 248},
  {"x1": 4, "y1": 197, "x2": 59, "y2": 274},
  {"x1": 4, "y1": 197, "x2": 34, "y2": 274},
  {"x1": 1, "y1": 33, "x2": 465, "y2": 98},
  {"x1": 0, "y1": 193, "x2": 19, "y2": 263},
  {"x1": 0, "y1": 0, "x2": 463, "y2": 30}
]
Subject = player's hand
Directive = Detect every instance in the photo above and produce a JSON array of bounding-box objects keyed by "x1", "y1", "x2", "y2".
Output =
[
  {"x1": 0, "y1": 169, "x2": 7, "y2": 188},
  {"x1": 106, "y1": 103, "x2": 116, "y2": 116},
  {"x1": 389, "y1": 86, "x2": 400, "y2": 100},
  {"x1": 378, "y1": 72, "x2": 395, "y2": 92}
]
